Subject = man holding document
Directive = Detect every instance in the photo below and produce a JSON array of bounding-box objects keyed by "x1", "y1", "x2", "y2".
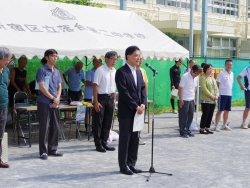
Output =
[{"x1": 115, "y1": 46, "x2": 147, "y2": 175}]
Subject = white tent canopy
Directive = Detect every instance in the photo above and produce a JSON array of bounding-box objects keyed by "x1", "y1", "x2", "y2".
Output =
[{"x1": 0, "y1": 0, "x2": 189, "y2": 60}]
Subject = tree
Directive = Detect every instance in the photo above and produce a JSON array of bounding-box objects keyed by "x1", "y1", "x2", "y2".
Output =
[
  {"x1": 45, "y1": 0, "x2": 105, "y2": 8},
  {"x1": 164, "y1": 32, "x2": 178, "y2": 42}
]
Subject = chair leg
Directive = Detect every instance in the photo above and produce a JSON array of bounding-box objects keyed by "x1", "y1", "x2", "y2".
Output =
[
  {"x1": 111, "y1": 111, "x2": 117, "y2": 130},
  {"x1": 19, "y1": 123, "x2": 27, "y2": 145},
  {"x1": 68, "y1": 123, "x2": 72, "y2": 138},
  {"x1": 111, "y1": 111, "x2": 118, "y2": 130},
  {"x1": 13, "y1": 120, "x2": 17, "y2": 143},
  {"x1": 59, "y1": 121, "x2": 66, "y2": 140},
  {"x1": 61, "y1": 124, "x2": 66, "y2": 140},
  {"x1": 88, "y1": 120, "x2": 91, "y2": 141},
  {"x1": 34, "y1": 124, "x2": 38, "y2": 140},
  {"x1": 111, "y1": 116, "x2": 114, "y2": 130},
  {"x1": 75, "y1": 122, "x2": 81, "y2": 139}
]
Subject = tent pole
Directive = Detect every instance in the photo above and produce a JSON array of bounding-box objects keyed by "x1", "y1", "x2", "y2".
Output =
[
  {"x1": 198, "y1": 0, "x2": 208, "y2": 125},
  {"x1": 196, "y1": 78, "x2": 199, "y2": 127},
  {"x1": 201, "y1": 0, "x2": 208, "y2": 57},
  {"x1": 120, "y1": 0, "x2": 127, "y2": 10},
  {"x1": 189, "y1": 0, "x2": 194, "y2": 58},
  {"x1": 246, "y1": 0, "x2": 248, "y2": 40}
]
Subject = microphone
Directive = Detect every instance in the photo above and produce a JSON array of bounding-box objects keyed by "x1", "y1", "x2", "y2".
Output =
[{"x1": 145, "y1": 63, "x2": 158, "y2": 74}]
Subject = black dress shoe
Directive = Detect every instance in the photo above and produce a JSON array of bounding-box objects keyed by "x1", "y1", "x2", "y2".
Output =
[
  {"x1": 102, "y1": 144, "x2": 115, "y2": 151},
  {"x1": 96, "y1": 145, "x2": 106, "y2": 152},
  {"x1": 120, "y1": 166, "x2": 133, "y2": 175},
  {"x1": 187, "y1": 132, "x2": 195, "y2": 137},
  {"x1": 181, "y1": 134, "x2": 189, "y2": 138},
  {"x1": 129, "y1": 165, "x2": 142, "y2": 173},
  {"x1": 205, "y1": 129, "x2": 214, "y2": 134},
  {"x1": 200, "y1": 129, "x2": 209, "y2": 134}
]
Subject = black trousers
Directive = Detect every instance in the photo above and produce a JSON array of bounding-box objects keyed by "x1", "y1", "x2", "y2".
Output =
[
  {"x1": 93, "y1": 94, "x2": 114, "y2": 147},
  {"x1": 68, "y1": 89, "x2": 82, "y2": 101},
  {"x1": 200, "y1": 103, "x2": 216, "y2": 129},
  {"x1": 37, "y1": 101, "x2": 60, "y2": 156},
  {"x1": 178, "y1": 100, "x2": 194, "y2": 135},
  {"x1": 118, "y1": 116, "x2": 139, "y2": 170}
]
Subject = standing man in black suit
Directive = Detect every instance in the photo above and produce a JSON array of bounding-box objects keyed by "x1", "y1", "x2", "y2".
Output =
[{"x1": 115, "y1": 46, "x2": 147, "y2": 175}]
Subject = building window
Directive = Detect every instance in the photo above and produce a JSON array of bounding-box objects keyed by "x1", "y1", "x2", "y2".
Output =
[
  {"x1": 248, "y1": 0, "x2": 250, "y2": 18},
  {"x1": 129, "y1": 0, "x2": 145, "y2": 3},
  {"x1": 207, "y1": 37, "x2": 237, "y2": 58},
  {"x1": 156, "y1": 0, "x2": 197, "y2": 10},
  {"x1": 177, "y1": 34, "x2": 190, "y2": 51},
  {"x1": 208, "y1": 0, "x2": 239, "y2": 17}
]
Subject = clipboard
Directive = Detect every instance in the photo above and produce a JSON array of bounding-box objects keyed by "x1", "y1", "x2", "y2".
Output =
[{"x1": 35, "y1": 76, "x2": 50, "y2": 90}]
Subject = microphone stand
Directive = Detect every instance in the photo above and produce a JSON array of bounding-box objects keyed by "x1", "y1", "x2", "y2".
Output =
[{"x1": 141, "y1": 68, "x2": 173, "y2": 182}]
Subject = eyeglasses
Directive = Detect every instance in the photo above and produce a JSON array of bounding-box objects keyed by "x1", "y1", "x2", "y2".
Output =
[{"x1": 49, "y1": 55, "x2": 59, "y2": 58}]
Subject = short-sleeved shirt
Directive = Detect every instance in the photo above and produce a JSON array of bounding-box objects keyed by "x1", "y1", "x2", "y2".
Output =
[
  {"x1": 84, "y1": 68, "x2": 95, "y2": 100},
  {"x1": 179, "y1": 72, "x2": 198, "y2": 101},
  {"x1": 94, "y1": 64, "x2": 116, "y2": 94},
  {"x1": 36, "y1": 64, "x2": 62, "y2": 104},
  {"x1": 216, "y1": 69, "x2": 234, "y2": 96},
  {"x1": 240, "y1": 66, "x2": 250, "y2": 90},
  {"x1": 139, "y1": 67, "x2": 148, "y2": 85},
  {"x1": 64, "y1": 67, "x2": 84, "y2": 91},
  {"x1": 0, "y1": 68, "x2": 9, "y2": 109}
]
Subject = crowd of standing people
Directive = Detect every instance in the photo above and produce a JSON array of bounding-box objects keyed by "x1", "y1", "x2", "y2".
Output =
[
  {"x1": 174, "y1": 58, "x2": 250, "y2": 138},
  {"x1": 0, "y1": 46, "x2": 147, "y2": 176},
  {"x1": 0, "y1": 46, "x2": 249, "y2": 176}
]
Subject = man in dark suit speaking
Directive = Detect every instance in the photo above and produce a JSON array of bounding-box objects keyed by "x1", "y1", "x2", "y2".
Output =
[{"x1": 115, "y1": 46, "x2": 147, "y2": 175}]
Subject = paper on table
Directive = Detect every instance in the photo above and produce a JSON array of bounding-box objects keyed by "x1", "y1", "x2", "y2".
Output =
[
  {"x1": 171, "y1": 89, "x2": 178, "y2": 96},
  {"x1": 35, "y1": 76, "x2": 50, "y2": 90},
  {"x1": 70, "y1": 101, "x2": 83, "y2": 106},
  {"x1": 133, "y1": 111, "x2": 145, "y2": 132}
]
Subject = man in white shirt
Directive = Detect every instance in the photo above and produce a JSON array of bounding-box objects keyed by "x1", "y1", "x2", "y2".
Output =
[
  {"x1": 237, "y1": 65, "x2": 250, "y2": 129},
  {"x1": 178, "y1": 65, "x2": 202, "y2": 138},
  {"x1": 93, "y1": 51, "x2": 117, "y2": 152},
  {"x1": 214, "y1": 60, "x2": 233, "y2": 131}
]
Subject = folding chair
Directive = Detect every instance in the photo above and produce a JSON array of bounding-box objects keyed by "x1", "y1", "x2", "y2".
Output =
[
  {"x1": 13, "y1": 92, "x2": 28, "y2": 143},
  {"x1": 27, "y1": 96, "x2": 37, "y2": 106},
  {"x1": 13, "y1": 92, "x2": 39, "y2": 145},
  {"x1": 59, "y1": 95, "x2": 82, "y2": 140}
]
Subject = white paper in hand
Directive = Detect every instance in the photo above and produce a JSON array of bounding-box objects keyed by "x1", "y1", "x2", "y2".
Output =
[
  {"x1": 171, "y1": 89, "x2": 178, "y2": 96},
  {"x1": 133, "y1": 111, "x2": 145, "y2": 132}
]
